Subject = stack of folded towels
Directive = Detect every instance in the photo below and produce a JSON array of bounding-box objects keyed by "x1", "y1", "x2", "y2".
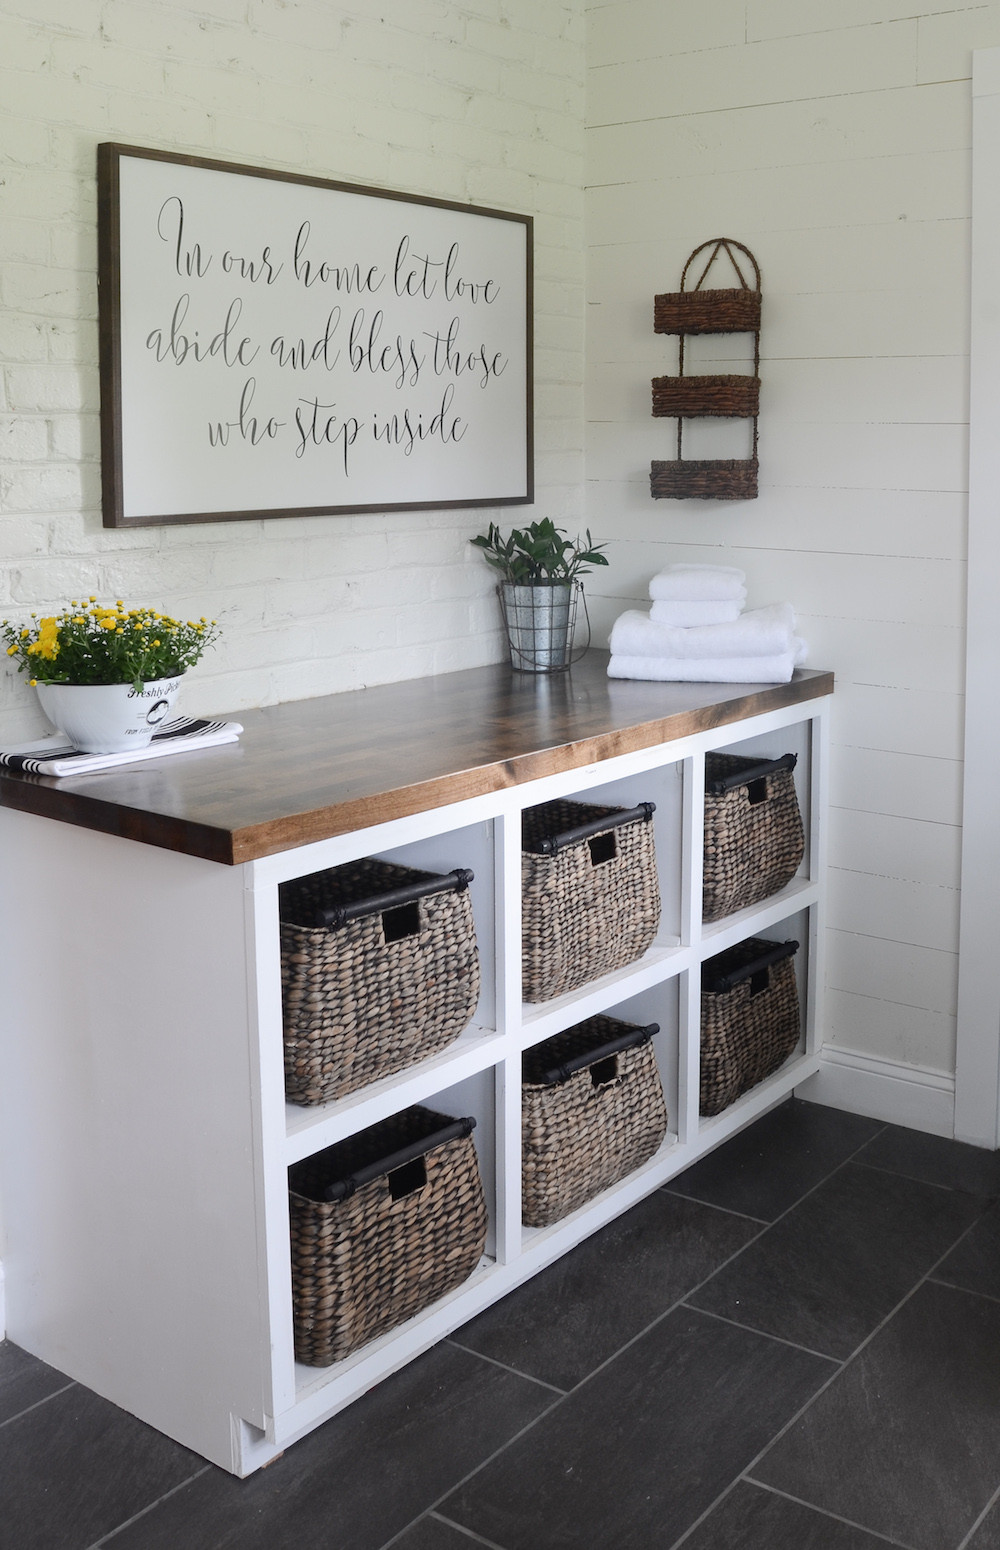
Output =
[{"x1": 608, "y1": 563, "x2": 807, "y2": 683}]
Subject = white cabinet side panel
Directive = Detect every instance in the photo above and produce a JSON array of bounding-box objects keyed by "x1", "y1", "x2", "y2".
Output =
[{"x1": 0, "y1": 810, "x2": 269, "y2": 1470}]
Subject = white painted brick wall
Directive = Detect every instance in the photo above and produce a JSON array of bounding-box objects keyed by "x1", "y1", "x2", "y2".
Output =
[
  {"x1": 0, "y1": 0, "x2": 586, "y2": 741},
  {"x1": 585, "y1": 0, "x2": 990, "y2": 1078}
]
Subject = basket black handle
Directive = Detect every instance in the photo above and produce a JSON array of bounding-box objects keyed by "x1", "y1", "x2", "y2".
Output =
[
  {"x1": 314, "y1": 867, "x2": 474, "y2": 929},
  {"x1": 702, "y1": 939, "x2": 799, "y2": 995},
  {"x1": 533, "y1": 1022, "x2": 660, "y2": 1085},
  {"x1": 317, "y1": 1115, "x2": 477, "y2": 1201},
  {"x1": 532, "y1": 802, "x2": 656, "y2": 856},
  {"x1": 706, "y1": 753, "x2": 797, "y2": 795}
]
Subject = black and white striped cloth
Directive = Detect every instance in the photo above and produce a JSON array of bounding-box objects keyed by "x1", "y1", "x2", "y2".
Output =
[{"x1": 0, "y1": 717, "x2": 243, "y2": 777}]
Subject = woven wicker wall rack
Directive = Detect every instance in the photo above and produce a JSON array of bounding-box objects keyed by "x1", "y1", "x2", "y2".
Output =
[{"x1": 650, "y1": 238, "x2": 762, "y2": 501}]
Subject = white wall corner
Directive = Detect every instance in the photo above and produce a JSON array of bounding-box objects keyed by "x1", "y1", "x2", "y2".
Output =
[
  {"x1": 974, "y1": 44, "x2": 1000, "y2": 97},
  {"x1": 796, "y1": 1046, "x2": 956, "y2": 1140},
  {"x1": 956, "y1": 46, "x2": 1000, "y2": 1151}
]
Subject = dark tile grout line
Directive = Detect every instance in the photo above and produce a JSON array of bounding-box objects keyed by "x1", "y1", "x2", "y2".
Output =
[
  {"x1": 852, "y1": 1155, "x2": 1000, "y2": 1197},
  {"x1": 737, "y1": 1480, "x2": 915, "y2": 1549},
  {"x1": 659, "y1": 1185, "x2": 771, "y2": 1225},
  {"x1": 677, "y1": 1302, "x2": 844, "y2": 1367},
  {"x1": 931, "y1": 1273, "x2": 1000, "y2": 1306},
  {"x1": 383, "y1": 1511, "x2": 509, "y2": 1550},
  {"x1": 88, "y1": 1465, "x2": 215, "y2": 1550},
  {"x1": 443, "y1": 1338, "x2": 567, "y2": 1396},
  {"x1": 0, "y1": 1378, "x2": 77, "y2": 1430}
]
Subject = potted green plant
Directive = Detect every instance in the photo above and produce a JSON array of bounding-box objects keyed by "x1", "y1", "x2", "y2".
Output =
[
  {"x1": 2, "y1": 599, "x2": 221, "y2": 754},
  {"x1": 470, "y1": 519, "x2": 609, "y2": 671}
]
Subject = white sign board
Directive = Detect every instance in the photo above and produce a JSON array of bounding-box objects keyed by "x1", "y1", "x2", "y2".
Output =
[{"x1": 98, "y1": 145, "x2": 533, "y2": 526}]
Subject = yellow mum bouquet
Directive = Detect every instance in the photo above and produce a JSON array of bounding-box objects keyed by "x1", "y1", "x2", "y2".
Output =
[{"x1": 2, "y1": 599, "x2": 220, "y2": 693}]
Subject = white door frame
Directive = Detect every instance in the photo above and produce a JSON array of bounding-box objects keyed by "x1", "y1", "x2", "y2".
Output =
[{"x1": 956, "y1": 48, "x2": 1000, "y2": 1148}]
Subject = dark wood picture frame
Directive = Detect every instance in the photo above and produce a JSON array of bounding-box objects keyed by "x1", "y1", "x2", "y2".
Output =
[{"x1": 97, "y1": 144, "x2": 534, "y2": 528}]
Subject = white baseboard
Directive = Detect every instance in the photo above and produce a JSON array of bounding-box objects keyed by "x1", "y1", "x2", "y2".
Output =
[{"x1": 796, "y1": 1045, "x2": 956, "y2": 1139}]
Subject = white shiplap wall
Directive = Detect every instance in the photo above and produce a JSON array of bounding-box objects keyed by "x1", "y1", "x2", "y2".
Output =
[{"x1": 584, "y1": 0, "x2": 995, "y2": 1103}]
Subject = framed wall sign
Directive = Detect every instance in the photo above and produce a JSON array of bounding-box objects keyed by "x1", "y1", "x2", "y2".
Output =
[{"x1": 97, "y1": 144, "x2": 533, "y2": 527}]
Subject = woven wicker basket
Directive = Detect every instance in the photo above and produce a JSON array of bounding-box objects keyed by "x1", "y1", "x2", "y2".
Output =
[
  {"x1": 654, "y1": 288, "x2": 762, "y2": 335},
  {"x1": 279, "y1": 859, "x2": 480, "y2": 1106},
  {"x1": 289, "y1": 1105, "x2": 488, "y2": 1366},
  {"x1": 700, "y1": 938, "x2": 800, "y2": 1117},
  {"x1": 522, "y1": 1015, "x2": 668, "y2": 1227},
  {"x1": 652, "y1": 374, "x2": 760, "y2": 419},
  {"x1": 703, "y1": 752, "x2": 805, "y2": 922},
  {"x1": 521, "y1": 799, "x2": 660, "y2": 1003},
  {"x1": 650, "y1": 457, "x2": 759, "y2": 500}
]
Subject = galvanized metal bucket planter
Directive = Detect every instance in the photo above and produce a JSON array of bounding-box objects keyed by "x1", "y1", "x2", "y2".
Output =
[{"x1": 498, "y1": 580, "x2": 584, "y2": 672}]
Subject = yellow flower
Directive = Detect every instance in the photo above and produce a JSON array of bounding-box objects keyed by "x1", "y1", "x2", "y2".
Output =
[
  {"x1": 34, "y1": 618, "x2": 60, "y2": 661},
  {"x1": 6, "y1": 645, "x2": 16, "y2": 656},
  {"x1": 29, "y1": 678, "x2": 36, "y2": 687}
]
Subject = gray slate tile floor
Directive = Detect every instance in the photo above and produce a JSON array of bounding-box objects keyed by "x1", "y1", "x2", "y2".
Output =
[{"x1": 5, "y1": 1097, "x2": 1000, "y2": 1549}]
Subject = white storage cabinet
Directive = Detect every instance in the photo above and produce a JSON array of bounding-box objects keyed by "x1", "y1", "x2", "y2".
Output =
[{"x1": 0, "y1": 661, "x2": 831, "y2": 1475}]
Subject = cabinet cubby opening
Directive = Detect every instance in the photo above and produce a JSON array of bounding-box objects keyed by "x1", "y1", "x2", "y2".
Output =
[
  {"x1": 710, "y1": 721, "x2": 814, "y2": 882},
  {"x1": 696, "y1": 907, "x2": 813, "y2": 1133},
  {"x1": 514, "y1": 992, "x2": 679, "y2": 1246},
  {"x1": 288, "y1": 1072, "x2": 500, "y2": 1383},
  {"x1": 524, "y1": 762, "x2": 684, "y2": 960}
]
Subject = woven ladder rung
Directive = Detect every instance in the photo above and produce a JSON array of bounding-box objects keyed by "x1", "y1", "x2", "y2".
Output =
[
  {"x1": 650, "y1": 457, "x2": 758, "y2": 501},
  {"x1": 651, "y1": 374, "x2": 760, "y2": 419},
  {"x1": 654, "y1": 288, "x2": 761, "y2": 335}
]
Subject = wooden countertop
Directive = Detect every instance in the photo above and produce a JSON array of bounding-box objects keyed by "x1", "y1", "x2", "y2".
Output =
[{"x1": 0, "y1": 653, "x2": 834, "y2": 865}]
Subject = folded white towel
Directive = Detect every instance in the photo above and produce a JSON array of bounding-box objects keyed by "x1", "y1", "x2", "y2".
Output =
[
  {"x1": 650, "y1": 599, "x2": 745, "y2": 627},
  {"x1": 649, "y1": 563, "x2": 747, "y2": 603},
  {"x1": 607, "y1": 639, "x2": 808, "y2": 685},
  {"x1": 610, "y1": 603, "x2": 797, "y2": 662}
]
